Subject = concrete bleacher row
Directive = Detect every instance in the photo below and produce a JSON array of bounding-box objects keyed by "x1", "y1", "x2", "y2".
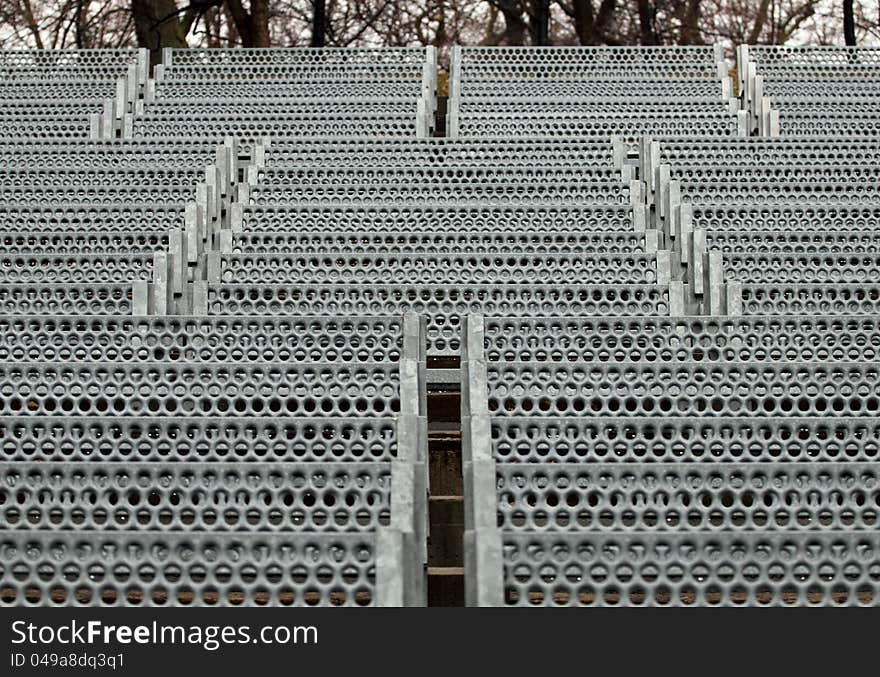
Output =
[
  {"x1": 0, "y1": 47, "x2": 431, "y2": 607},
  {"x1": 1, "y1": 44, "x2": 879, "y2": 607},
  {"x1": 448, "y1": 45, "x2": 745, "y2": 141},
  {"x1": 738, "y1": 45, "x2": 880, "y2": 136},
  {"x1": 456, "y1": 45, "x2": 880, "y2": 607}
]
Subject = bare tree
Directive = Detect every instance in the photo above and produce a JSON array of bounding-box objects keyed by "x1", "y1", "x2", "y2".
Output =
[
  {"x1": 131, "y1": 0, "x2": 191, "y2": 63},
  {"x1": 225, "y1": 0, "x2": 270, "y2": 46},
  {"x1": 559, "y1": 0, "x2": 618, "y2": 45},
  {"x1": 485, "y1": 0, "x2": 528, "y2": 44},
  {"x1": 0, "y1": 0, "x2": 132, "y2": 48},
  {"x1": 0, "y1": 0, "x2": 877, "y2": 52},
  {"x1": 675, "y1": 0, "x2": 703, "y2": 43},
  {"x1": 843, "y1": 0, "x2": 856, "y2": 45},
  {"x1": 311, "y1": 0, "x2": 326, "y2": 45},
  {"x1": 20, "y1": 0, "x2": 46, "y2": 47},
  {"x1": 530, "y1": 0, "x2": 550, "y2": 44},
  {"x1": 636, "y1": 0, "x2": 657, "y2": 44}
]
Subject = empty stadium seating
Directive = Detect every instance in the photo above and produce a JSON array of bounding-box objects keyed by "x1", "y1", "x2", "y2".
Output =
[
  {"x1": 0, "y1": 47, "x2": 428, "y2": 607},
  {"x1": 1, "y1": 43, "x2": 879, "y2": 608},
  {"x1": 459, "y1": 45, "x2": 880, "y2": 607}
]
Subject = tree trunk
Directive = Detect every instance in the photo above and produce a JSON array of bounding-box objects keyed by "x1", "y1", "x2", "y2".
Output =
[
  {"x1": 311, "y1": 0, "x2": 327, "y2": 46},
  {"x1": 225, "y1": 0, "x2": 270, "y2": 47},
  {"x1": 501, "y1": 12, "x2": 526, "y2": 44},
  {"x1": 678, "y1": 0, "x2": 703, "y2": 44},
  {"x1": 571, "y1": 0, "x2": 596, "y2": 44},
  {"x1": 20, "y1": 0, "x2": 45, "y2": 48},
  {"x1": 250, "y1": 0, "x2": 270, "y2": 47},
  {"x1": 571, "y1": 0, "x2": 615, "y2": 45},
  {"x1": 434, "y1": 0, "x2": 447, "y2": 47},
  {"x1": 75, "y1": 0, "x2": 89, "y2": 48},
  {"x1": 222, "y1": 4, "x2": 238, "y2": 45},
  {"x1": 131, "y1": 0, "x2": 188, "y2": 66},
  {"x1": 530, "y1": 0, "x2": 550, "y2": 45},
  {"x1": 636, "y1": 0, "x2": 655, "y2": 44},
  {"x1": 490, "y1": 0, "x2": 527, "y2": 44},
  {"x1": 843, "y1": 0, "x2": 857, "y2": 45},
  {"x1": 748, "y1": 0, "x2": 771, "y2": 43}
]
